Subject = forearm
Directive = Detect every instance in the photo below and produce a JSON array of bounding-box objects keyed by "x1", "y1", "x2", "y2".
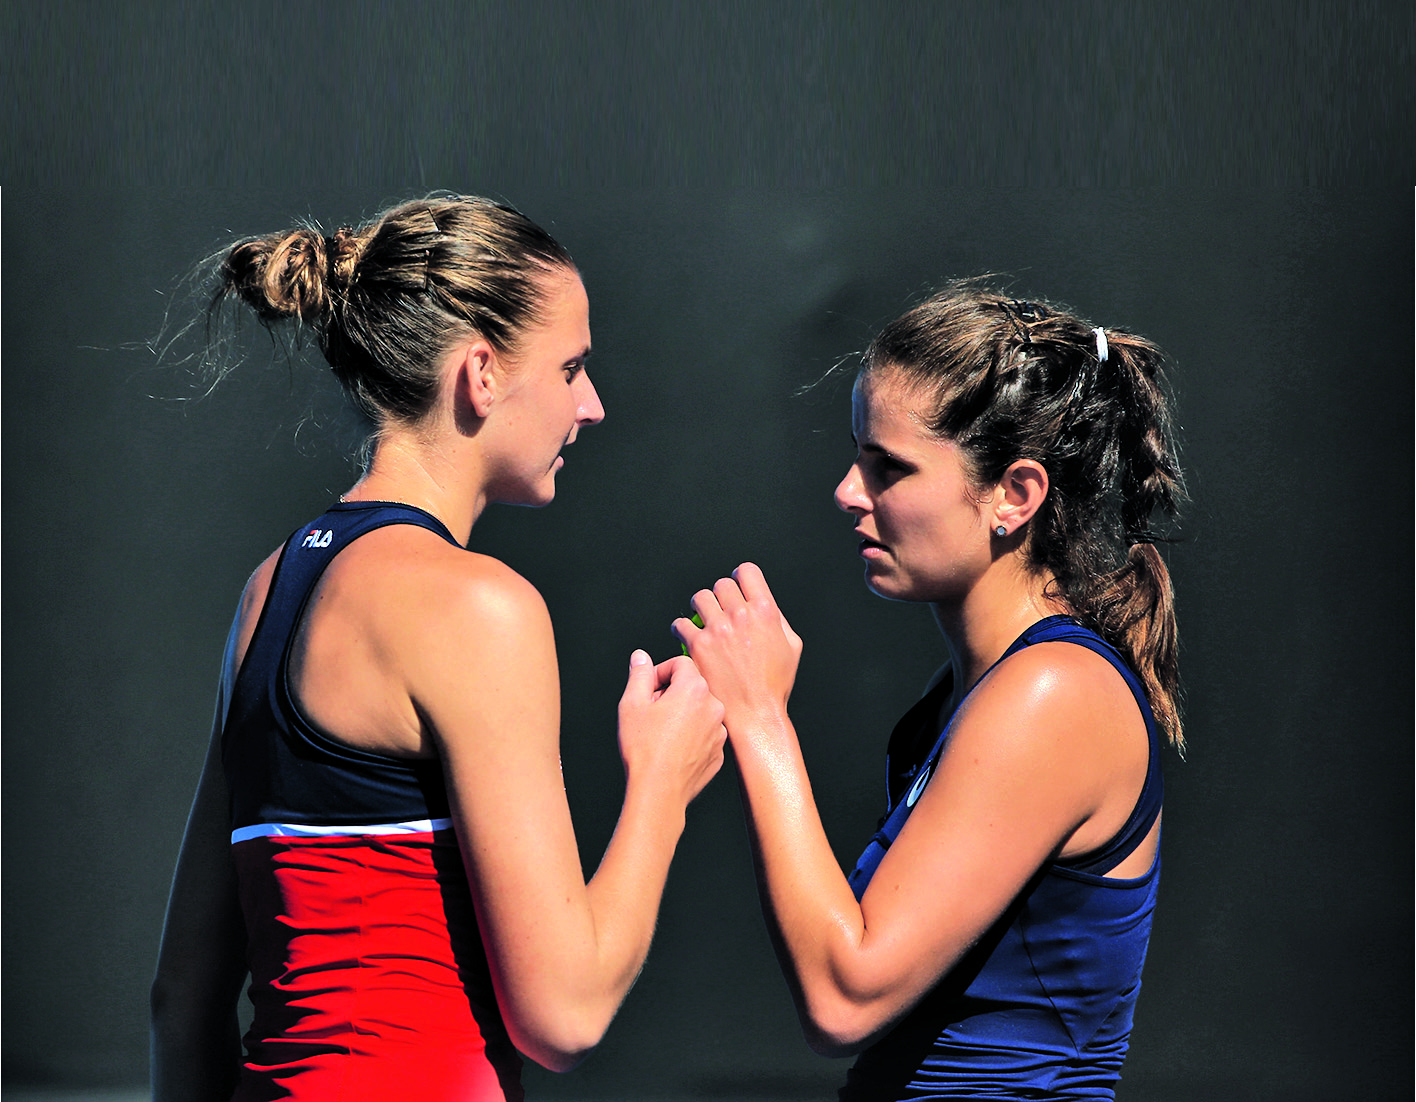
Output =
[
  {"x1": 581, "y1": 774, "x2": 687, "y2": 1008},
  {"x1": 469, "y1": 778, "x2": 688, "y2": 1071},
  {"x1": 150, "y1": 859, "x2": 247, "y2": 1099},
  {"x1": 151, "y1": 722, "x2": 248, "y2": 1099},
  {"x1": 150, "y1": 979, "x2": 242, "y2": 1102},
  {"x1": 730, "y1": 707, "x2": 899, "y2": 1053}
]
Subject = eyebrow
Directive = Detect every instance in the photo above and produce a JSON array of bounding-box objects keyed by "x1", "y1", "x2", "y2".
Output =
[{"x1": 852, "y1": 435, "x2": 897, "y2": 459}]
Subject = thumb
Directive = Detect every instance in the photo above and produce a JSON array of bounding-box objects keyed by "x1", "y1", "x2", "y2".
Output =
[{"x1": 623, "y1": 648, "x2": 659, "y2": 703}]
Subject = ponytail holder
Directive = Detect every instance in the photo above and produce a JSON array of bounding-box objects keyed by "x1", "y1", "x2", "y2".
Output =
[{"x1": 1093, "y1": 327, "x2": 1108, "y2": 365}]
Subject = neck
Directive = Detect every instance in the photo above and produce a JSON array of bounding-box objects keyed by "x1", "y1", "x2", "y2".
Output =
[
  {"x1": 340, "y1": 428, "x2": 486, "y2": 547},
  {"x1": 930, "y1": 556, "x2": 1065, "y2": 692}
]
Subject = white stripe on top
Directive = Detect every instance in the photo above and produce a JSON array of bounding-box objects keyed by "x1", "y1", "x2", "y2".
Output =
[{"x1": 231, "y1": 817, "x2": 454, "y2": 844}]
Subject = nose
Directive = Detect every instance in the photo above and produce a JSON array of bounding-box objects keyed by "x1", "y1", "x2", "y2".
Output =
[
  {"x1": 835, "y1": 462, "x2": 868, "y2": 515},
  {"x1": 576, "y1": 371, "x2": 605, "y2": 426}
]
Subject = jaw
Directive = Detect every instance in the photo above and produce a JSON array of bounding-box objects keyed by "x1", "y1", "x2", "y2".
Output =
[{"x1": 862, "y1": 560, "x2": 911, "y2": 602}]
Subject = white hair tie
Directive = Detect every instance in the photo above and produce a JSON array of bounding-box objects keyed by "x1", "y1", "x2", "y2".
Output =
[{"x1": 1093, "y1": 327, "x2": 1108, "y2": 364}]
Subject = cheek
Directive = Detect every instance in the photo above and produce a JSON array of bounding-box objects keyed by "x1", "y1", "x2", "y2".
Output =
[
  {"x1": 894, "y1": 496, "x2": 977, "y2": 557},
  {"x1": 878, "y1": 491, "x2": 930, "y2": 536}
]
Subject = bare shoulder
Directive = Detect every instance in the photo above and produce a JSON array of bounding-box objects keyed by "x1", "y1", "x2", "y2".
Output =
[
  {"x1": 984, "y1": 641, "x2": 1133, "y2": 711},
  {"x1": 949, "y1": 641, "x2": 1143, "y2": 765},
  {"x1": 239, "y1": 547, "x2": 281, "y2": 616},
  {"x1": 229, "y1": 547, "x2": 283, "y2": 673},
  {"x1": 324, "y1": 525, "x2": 547, "y2": 621},
  {"x1": 318, "y1": 528, "x2": 556, "y2": 700},
  {"x1": 331, "y1": 532, "x2": 562, "y2": 759}
]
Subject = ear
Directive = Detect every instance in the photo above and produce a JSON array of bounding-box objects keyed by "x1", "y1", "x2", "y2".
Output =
[
  {"x1": 991, "y1": 459, "x2": 1049, "y2": 535},
  {"x1": 448, "y1": 337, "x2": 500, "y2": 419}
]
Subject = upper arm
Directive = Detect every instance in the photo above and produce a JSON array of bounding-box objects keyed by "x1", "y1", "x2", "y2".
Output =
[
  {"x1": 151, "y1": 592, "x2": 264, "y2": 1099},
  {"x1": 153, "y1": 552, "x2": 277, "y2": 1018},
  {"x1": 398, "y1": 559, "x2": 586, "y2": 987},
  {"x1": 845, "y1": 644, "x2": 1140, "y2": 1020},
  {"x1": 153, "y1": 717, "x2": 246, "y2": 991},
  {"x1": 228, "y1": 550, "x2": 280, "y2": 687}
]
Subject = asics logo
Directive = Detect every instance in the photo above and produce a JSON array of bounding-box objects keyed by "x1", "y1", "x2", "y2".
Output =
[
  {"x1": 301, "y1": 529, "x2": 335, "y2": 549},
  {"x1": 905, "y1": 764, "x2": 933, "y2": 808}
]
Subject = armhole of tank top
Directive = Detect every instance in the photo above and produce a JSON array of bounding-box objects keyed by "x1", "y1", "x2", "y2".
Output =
[
  {"x1": 1042, "y1": 635, "x2": 1161, "y2": 879},
  {"x1": 276, "y1": 514, "x2": 456, "y2": 765},
  {"x1": 224, "y1": 535, "x2": 299, "y2": 725}
]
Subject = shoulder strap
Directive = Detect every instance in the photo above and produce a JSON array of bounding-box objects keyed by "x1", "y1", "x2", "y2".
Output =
[
  {"x1": 228, "y1": 501, "x2": 458, "y2": 746},
  {"x1": 883, "y1": 668, "x2": 956, "y2": 811},
  {"x1": 222, "y1": 502, "x2": 461, "y2": 831},
  {"x1": 1033, "y1": 621, "x2": 1164, "y2": 876},
  {"x1": 240, "y1": 501, "x2": 455, "y2": 685}
]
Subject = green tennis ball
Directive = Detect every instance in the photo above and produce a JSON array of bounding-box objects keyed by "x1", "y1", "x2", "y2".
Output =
[{"x1": 680, "y1": 611, "x2": 704, "y2": 656}]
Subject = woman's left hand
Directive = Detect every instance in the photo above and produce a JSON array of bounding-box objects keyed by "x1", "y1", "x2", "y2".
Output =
[{"x1": 674, "y1": 563, "x2": 803, "y2": 727}]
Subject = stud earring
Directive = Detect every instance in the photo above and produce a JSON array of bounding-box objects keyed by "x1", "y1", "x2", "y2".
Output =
[{"x1": 995, "y1": 525, "x2": 1007, "y2": 537}]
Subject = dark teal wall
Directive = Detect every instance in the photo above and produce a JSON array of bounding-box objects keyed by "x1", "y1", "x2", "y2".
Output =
[{"x1": 4, "y1": 5, "x2": 1412, "y2": 1099}]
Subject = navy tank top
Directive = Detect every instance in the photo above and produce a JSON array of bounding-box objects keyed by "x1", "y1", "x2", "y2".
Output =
[
  {"x1": 221, "y1": 501, "x2": 525, "y2": 1099},
  {"x1": 842, "y1": 616, "x2": 1163, "y2": 1101},
  {"x1": 223, "y1": 500, "x2": 461, "y2": 835}
]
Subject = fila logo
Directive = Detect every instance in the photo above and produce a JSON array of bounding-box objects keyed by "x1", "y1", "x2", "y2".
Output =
[{"x1": 302, "y1": 529, "x2": 334, "y2": 549}]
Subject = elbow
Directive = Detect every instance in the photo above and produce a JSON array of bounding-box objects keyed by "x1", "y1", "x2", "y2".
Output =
[
  {"x1": 504, "y1": 1003, "x2": 613, "y2": 1073},
  {"x1": 149, "y1": 970, "x2": 182, "y2": 1034},
  {"x1": 518, "y1": 1037, "x2": 594, "y2": 1075},
  {"x1": 149, "y1": 975, "x2": 169, "y2": 1022},
  {"x1": 798, "y1": 991, "x2": 891, "y2": 1058}
]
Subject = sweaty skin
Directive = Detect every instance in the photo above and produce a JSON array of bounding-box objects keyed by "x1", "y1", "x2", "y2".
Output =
[
  {"x1": 673, "y1": 370, "x2": 1154, "y2": 1055},
  {"x1": 151, "y1": 271, "x2": 728, "y2": 1099}
]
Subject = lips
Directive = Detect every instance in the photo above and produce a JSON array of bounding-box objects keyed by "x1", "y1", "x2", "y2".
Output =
[{"x1": 856, "y1": 531, "x2": 889, "y2": 557}]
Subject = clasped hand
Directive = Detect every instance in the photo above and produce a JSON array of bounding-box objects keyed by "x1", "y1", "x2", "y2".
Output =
[
  {"x1": 673, "y1": 563, "x2": 803, "y2": 728},
  {"x1": 617, "y1": 650, "x2": 726, "y2": 807}
]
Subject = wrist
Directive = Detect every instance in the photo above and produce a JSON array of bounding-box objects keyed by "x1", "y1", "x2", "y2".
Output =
[
  {"x1": 724, "y1": 700, "x2": 793, "y2": 747},
  {"x1": 620, "y1": 767, "x2": 689, "y2": 835}
]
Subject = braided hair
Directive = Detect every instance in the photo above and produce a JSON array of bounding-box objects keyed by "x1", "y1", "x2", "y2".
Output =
[{"x1": 864, "y1": 283, "x2": 1187, "y2": 749}]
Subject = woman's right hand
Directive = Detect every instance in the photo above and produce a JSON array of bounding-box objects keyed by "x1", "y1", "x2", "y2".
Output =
[
  {"x1": 673, "y1": 562, "x2": 803, "y2": 729},
  {"x1": 617, "y1": 650, "x2": 726, "y2": 807}
]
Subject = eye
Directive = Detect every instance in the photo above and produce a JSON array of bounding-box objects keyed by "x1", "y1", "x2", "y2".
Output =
[
  {"x1": 862, "y1": 450, "x2": 912, "y2": 487},
  {"x1": 564, "y1": 359, "x2": 585, "y2": 381}
]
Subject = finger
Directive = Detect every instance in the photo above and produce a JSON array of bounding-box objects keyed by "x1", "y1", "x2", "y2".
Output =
[
  {"x1": 655, "y1": 654, "x2": 701, "y2": 686},
  {"x1": 711, "y1": 574, "x2": 749, "y2": 614},
  {"x1": 731, "y1": 562, "x2": 776, "y2": 606},
  {"x1": 670, "y1": 613, "x2": 701, "y2": 655},
  {"x1": 688, "y1": 587, "x2": 722, "y2": 623},
  {"x1": 622, "y1": 648, "x2": 657, "y2": 701}
]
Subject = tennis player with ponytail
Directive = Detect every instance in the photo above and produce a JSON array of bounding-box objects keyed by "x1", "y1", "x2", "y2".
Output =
[{"x1": 678, "y1": 284, "x2": 1185, "y2": 1100}]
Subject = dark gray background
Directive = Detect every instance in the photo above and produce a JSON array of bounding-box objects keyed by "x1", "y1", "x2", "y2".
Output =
[{"x1": 4, "y1": 4, "x2": 1412, "y2": 1099}]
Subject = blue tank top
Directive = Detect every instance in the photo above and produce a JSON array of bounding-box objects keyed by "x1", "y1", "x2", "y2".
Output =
[{"x1": 841, "y1": 616, "x2": 1163, "y2": 1101}]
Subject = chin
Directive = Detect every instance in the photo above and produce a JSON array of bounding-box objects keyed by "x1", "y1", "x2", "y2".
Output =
[
  {"x1": 527, "y1": 476, "x2": 559, "y2": 508},
  {"x1": 863, "y1": 568, "x2": 908, "y2": 603},
  {"x1": 496, "y1": 477, "x2": 558, "y2": 510},
  {"x1": 865, "y1": 567, "x2": 941, "y2": 605}
]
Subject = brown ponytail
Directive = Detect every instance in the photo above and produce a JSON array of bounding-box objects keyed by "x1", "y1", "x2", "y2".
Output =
[
  {"x1": 864, "y1": 282, "x2": 1187, "y2": 750},
  {"x1": 1091, "y1": 542, "x2": 1181, "y2": 751}
]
